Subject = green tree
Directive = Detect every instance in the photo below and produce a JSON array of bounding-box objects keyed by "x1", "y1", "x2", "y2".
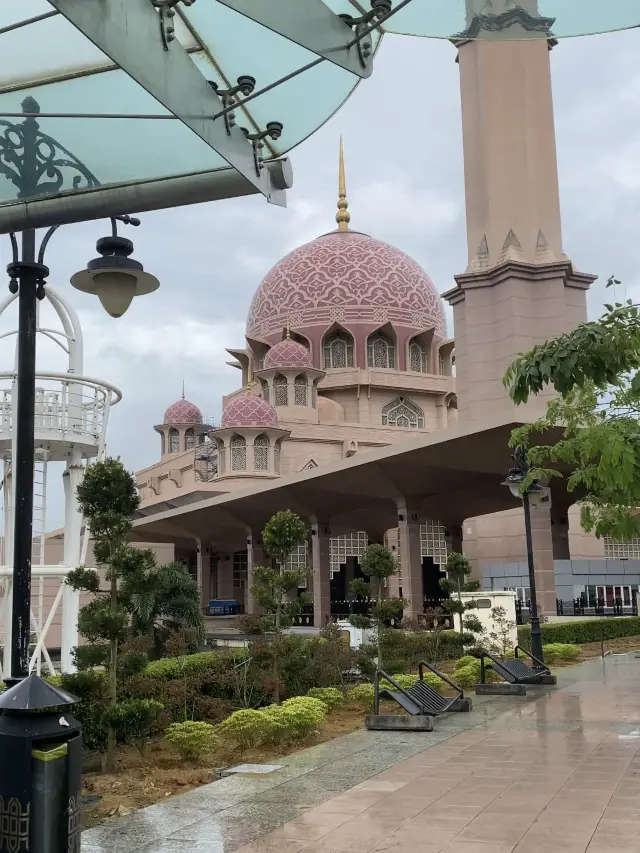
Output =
[
  {"x1": 67, "y1": 458, "x2": 204, "y2": 769},
  {"x1": 348, "y1": 544, "x2": 405, "y2": 671},
  {"x1": 440, "y1": 552, "x2": 483, "y2": 640},
  {"x1": 250, "y1": 510, "x2": 308, "y2": 703},
  {"x1": 504, "y1": 291, "x2": 640, "y2": 541}
]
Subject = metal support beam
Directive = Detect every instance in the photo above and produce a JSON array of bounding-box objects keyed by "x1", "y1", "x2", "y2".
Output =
[
  {"x1": 216, "y1": 0, "x2": 373, "y2": 78},
  {"x1": 47, "y1": 0, "x2": 279, "y2": 198},
  {"x1": 0, "y1": 160, "x2": 291, "y2": 234}
]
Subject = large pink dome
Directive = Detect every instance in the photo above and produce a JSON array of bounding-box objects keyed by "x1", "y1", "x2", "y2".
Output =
[
  {"x1": 246, "y1": 230, "x2": 446, "y2": 340},
  {"x1": 264, "y1": 338, "x2": 313, "y2": 369},
  {"x1": 164, "y1": 399, "x2": 202, "y2": 424},
  {"x1": 221, "y1": 394, "x2": 278, "y2": 428}
]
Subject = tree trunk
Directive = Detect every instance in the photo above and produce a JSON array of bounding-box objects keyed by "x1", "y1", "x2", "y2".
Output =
[
  {"x1": 457, "y1": 579, "x2": 464, "y2": 636},
  {"x1": 106, "y1": 571, "x2": 118, "y2": 772}
]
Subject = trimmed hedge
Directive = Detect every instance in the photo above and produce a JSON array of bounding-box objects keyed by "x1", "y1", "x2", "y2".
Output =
[{"x1": 518, "y1": 617, "x2": 640, "y2": 646}]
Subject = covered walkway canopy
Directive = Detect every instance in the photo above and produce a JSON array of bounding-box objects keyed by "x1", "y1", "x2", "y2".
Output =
[{"x1": 131, "y1": 416, "x2": 567, "y2": 550}]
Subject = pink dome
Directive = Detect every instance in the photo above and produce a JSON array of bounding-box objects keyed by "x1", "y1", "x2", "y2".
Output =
[
  {"x1": 264, "y1": 338, "x2": 312, "y2": 369},
  {"x1": 246, "y1": 230, "x2": 446, "y2": 340},
  {"x1": 222, "y1": 394, "x2": 277, "y2": 428},
  {"x1": 164, "y1": 399, "x2": 202, "y2": 424}
]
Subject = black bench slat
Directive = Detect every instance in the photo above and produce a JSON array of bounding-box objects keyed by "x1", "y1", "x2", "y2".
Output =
[
  {"x1": 483, "y1": 650, "x2": 550, "y2": 684},
  {"x1": 378, "y1": 690, "x2": 423, "y2": 715},
  {"x1": 375, "y1": 664, "x2": 464, "y2": 717}
]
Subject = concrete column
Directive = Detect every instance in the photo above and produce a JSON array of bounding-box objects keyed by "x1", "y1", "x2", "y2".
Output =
[
  {"x1": 397, "y1": 504, "x2": 423, "y2": 619},
  {"x1": 529, "y1": 499, "x2": 557, "y2": 617},
  {"x1": 218, "y1": 554, "x2": 235, "y2": 600},
  {"x1": 311, "y1": 521, "x2": 331, "y2": 628},
  {"x1": 61, "y1": 454, "x2": 83, "y2": 673},
  {"x1": 246, "y1": 529, "x2": 266, "y2": 614}
]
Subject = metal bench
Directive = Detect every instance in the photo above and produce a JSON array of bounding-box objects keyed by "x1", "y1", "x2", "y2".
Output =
[
  {"x1": 374, "y1": 661, "x2": 470, "y2": 717},
  {"x1": 480, "y1": 645, "x2": 550, "y2": 685}
]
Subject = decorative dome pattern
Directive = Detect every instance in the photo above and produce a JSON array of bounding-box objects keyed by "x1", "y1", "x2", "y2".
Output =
[
  {"x1": 247, "y1": 231, "x2": 446, "y2": 340},
  {"x1": 222, "y1": 394, "x2": 278, "y2": 428},
  {"x1": 264, "y1": 339, "x2": 313, "y2": 369},
  {"x1": 164, "y1": 399, "x2": 202, "y2": 424}
]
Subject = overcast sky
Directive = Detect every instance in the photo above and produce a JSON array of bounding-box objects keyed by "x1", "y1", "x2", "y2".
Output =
[{"x1": 1, "y1": 29, "x2": 639, "y2": 531}]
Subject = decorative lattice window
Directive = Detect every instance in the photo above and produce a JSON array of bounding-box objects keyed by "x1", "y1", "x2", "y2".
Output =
[
  {"x1": 282, "y1": 543, "x2": 309, "y2": 588},
  {"x1": 233, "y1": 550, "x2": 248, "y2": 589},
  {"x1": 184, "y1": 428, "x2": 195, "y2": 450},
  {"x1": 330, "y1": 531, "x2": 368, "y2": 578},
  {"x1": 168, "y1": 428, "x2": 180, "y2": 453},
  {"x1": 604, "y1": 537, "x2": 640, "y2": 559},
  {"x1": 261, "y1": 380, "x2": 269, "y2": 403},
  {"x1": 409, "y1": 341, "x2": 427, "y2": 373},
  {"x1": 274, "y1": 374, "x2": 288, "y2": 406},
  {"x1": 367, "y1": 333, "x2": 396, "y2": 369},
  {"x1": 323, "y1": 332, "x2": 354, "y2": 369},
  {"x1": 231, "y1": 434, "x2": 247, "y2": 471},
  {"x1": 382, "y1": 396, "x2": 424, "y2": 429},
  {"x1": 420, "y1": 520, "x2": 448, "y2": 565},
  {"x1": 294, "y1": 375, "x2": 307, "y2": 406},
  {"x1": 253, "y1": 434, "x2": 269, "y2": 471}
]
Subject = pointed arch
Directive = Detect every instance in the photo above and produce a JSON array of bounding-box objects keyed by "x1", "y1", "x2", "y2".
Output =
[
  {"x1": 294, "y1": 374, "x2": 308, "y2": 406},
  {"x1": 322, "y1": 323, "x2": 355, "y2": 369},
  {"x1": 231, "y1": 434, "x2": 247, "y2": 471},
  {"x1": 253, "y1": 433, "x2": 269, "y2": 471},
  {"x1": 273, "y1": 373, "x2": 288, "y2": 406},
  {"x1": 409, "y1": 338, "x2": 427, "y2": 373},
  {"x1": 184, "y1": 427, "x2": 195, "y2": 450},
  {"x1": 382, "y1": 396, "x2": 424, "y2": 429},
  {"x1": 367, "y1": 324, "x2": 396, "y2": 369},
  {"x1": 168, "y1": 427, "x2": 180, "y2": 453}
]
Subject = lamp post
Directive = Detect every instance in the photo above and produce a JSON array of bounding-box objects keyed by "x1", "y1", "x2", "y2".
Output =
[
  {"x1": 502, "y1": 447, "x2": 546, "y2": 666},
  {"x1": 1, "y1": 98, "x2": 159, "y2": 682}
]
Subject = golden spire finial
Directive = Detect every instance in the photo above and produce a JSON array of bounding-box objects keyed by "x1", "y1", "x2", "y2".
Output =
[
  {"x1": 181, "y1": 380, "x2": 185, "y2": 400},
  {"x1": 336, "y1": 135, "x2": 350, "y2": 232}
]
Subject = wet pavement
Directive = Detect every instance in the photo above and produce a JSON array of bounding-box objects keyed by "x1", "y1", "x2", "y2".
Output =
[{"x1": 83, "y1": 654, "x2": 640, "y2": 853}]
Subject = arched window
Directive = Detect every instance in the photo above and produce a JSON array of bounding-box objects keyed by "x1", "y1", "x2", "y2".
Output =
[
  {"x1": 367, "y1": 332, "x2": 396, "y2": 369},
  {"x1": 382, "y1": 396, "x2": 424, "y2": 429},
  {"x1": 274, "y1": 374, "x2": 288, "y2": 406},
  {"x1": 260, "y1": 379, "x2": 269, "y2": 404},
  {"x1": 184, "y1": 428, "x2": 195, "y2": 450},
  {"x1": 294, "y1": 375, "x2": 308, "y2": 406},
  {"x1": 409, "y1": 340, "x2": 427, "y2": 373},
  {"x1": 323, "y1": 331, "x2": 354, "y2": 369},
  {"x1": 168, "y1": 427, "x2": 180, "y2": 453},
  {"x1": 231, "y1": 434, "x2": 247, "y2": 471},
  {"x1": 254, "y1": 434, "x2": 269, "y2": 471}
]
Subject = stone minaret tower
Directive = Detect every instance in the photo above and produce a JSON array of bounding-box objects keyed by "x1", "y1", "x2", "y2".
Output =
[{"x1": 443, "y1": 14, "x2": 595, "y2": 425}]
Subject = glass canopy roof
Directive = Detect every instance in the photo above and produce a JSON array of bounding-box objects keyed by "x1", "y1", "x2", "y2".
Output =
[{"x1": 1, "y1": 1, "x2": 638, "y2": 215}]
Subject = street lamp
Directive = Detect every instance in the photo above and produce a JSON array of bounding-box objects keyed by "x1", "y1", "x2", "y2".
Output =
[
  {"x1": 1, "y1": 98, "x2": 159, "y2": 683},
  {"x1": 502, "y1": 446, "x2": 546, "y2": 666}
]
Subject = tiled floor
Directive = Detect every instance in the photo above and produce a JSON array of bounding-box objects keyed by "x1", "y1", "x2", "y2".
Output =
[{"x1": 83, "y1": 654, "x2": 640, "y2": 853}]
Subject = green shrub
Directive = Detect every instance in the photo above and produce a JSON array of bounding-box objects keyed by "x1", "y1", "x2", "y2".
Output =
[
  {"x1": 165, "y1": 721, "x2": 218, "y2": 760},
  {"x1": 145, "y1": 649, "x2": 248, "y2": 681},
  {"x1": 542, "y1": 643, "x2": 581, "y2": 663},
  {"x1": 347, "y1": 683, "x2": 375, "y2": 710},
  {"x1": 280, "y1": 697, "x2": 328, "y2": 740},
  {"x1": 50, "y1": 671, "x2": 109, "y2": 753},
  {"x1": 306, "y1": 687, "x2": 345, "y2": 711},
  {"x1": 102, "y1": 699, "x2": 164, "y2": 753},
  {"x1": 453, "y1": 664, "x2": 481, "y2": 688},
  {"x1": 518, "y1": 618, "x2": 640, "y2": 647},
  {"x1": 216, "y1": 709, "x2": 273, "y2": 750},
  {"x1": 260, "y1": 705, "x2": 292, "y2": 745},
  {"x1": 455, "y1": 656, "x2": 478, "y2": 670}
]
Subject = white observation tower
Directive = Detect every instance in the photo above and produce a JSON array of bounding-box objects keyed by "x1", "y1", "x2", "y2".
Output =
[{"x1": 0, "y1": 285, "x2": 120, "y2": 678}]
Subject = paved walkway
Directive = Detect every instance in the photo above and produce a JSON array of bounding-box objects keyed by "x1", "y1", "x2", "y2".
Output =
[{"x1": 83, "y1": 654, "x2": 640, "y2": 853}]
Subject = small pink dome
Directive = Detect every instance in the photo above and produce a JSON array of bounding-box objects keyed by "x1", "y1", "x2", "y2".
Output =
[
  {"x1": 222, "y1": 394, "x2": 277, "y2": 428},
  {"x1": 264, "y1": 339, "x2": 312, "y2": 369},
  {"x1": 164, "y1": 399, "x2": 202, "y2": 424}
]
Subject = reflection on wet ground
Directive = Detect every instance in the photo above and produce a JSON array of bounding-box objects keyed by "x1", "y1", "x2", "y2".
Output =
[{"x1": 83, "y1": 654, "x2": 640, "y2": 853}]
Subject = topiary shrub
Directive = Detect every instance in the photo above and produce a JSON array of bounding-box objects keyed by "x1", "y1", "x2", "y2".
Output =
[
  {"x1": 543, "y1": 643, "x2": 581, "y2": 663},
  {"x1": 102, "y1": 698, "x2": 164, "y2": 755},
  {"x1": 347, "y1": 683, "x2": 374, "y2": 710},
  {"x1": 306, "y1": 687, "x2": 345, "y2": 711},
  {"x1": 165, "y1": 721, "x2": 218, "y2": 760},
  {"x1": 216, "y1": 709, "x2": 272, "y2": 750},
  {"x1": 455, "y1": 656, "x2": 478, "y2": 670},
  {"x1": 518, "y1": 617, "x2": 640, "y2": 647},
  {"x1": 452, "y1": 664, "x2": 481, "y2": 689},
  {"x1": 280, "y1": 697, "x2": 328, "y2": 740}
]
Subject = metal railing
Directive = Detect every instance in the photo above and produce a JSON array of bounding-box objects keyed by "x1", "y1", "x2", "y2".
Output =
[{"x1": 556, "y1": 598, "x2": 638, "y2": 617}]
